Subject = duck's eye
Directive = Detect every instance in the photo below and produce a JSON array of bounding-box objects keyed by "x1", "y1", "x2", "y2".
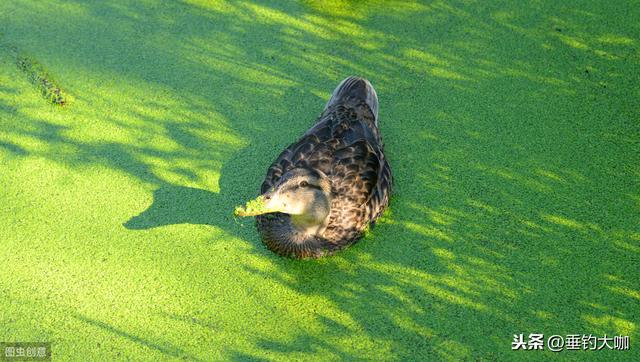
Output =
[{"x1": 299, "y1": 181, "x2": 309, "y2": 187}]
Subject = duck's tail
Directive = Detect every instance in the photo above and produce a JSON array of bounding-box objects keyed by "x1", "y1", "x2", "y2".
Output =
[{"x1": 324, "y1": 76, "x2": 379, "y2": 123}]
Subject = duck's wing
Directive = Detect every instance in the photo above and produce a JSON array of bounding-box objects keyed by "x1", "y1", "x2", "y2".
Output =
[
  {"x1": 331, "y1": 138, "x2": 391, "y2": 223},
  {"x1": 320, "y1": 138, "x2": 390, "y2": 244},
  {"x1": 370, "y1": 148, "x2": 392, "y2": 221}
]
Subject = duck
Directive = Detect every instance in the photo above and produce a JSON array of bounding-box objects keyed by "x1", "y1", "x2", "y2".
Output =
[{"x1": 235, "y1": 76, "x2": 392, "y2": 258}]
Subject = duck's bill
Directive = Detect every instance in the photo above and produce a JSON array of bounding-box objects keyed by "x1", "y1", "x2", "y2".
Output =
[{"x1": 233, "y1": 195, "x2": 274, "y2": 217}]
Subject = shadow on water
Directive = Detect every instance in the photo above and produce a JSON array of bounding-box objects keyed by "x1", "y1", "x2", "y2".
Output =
[
  {"x1": 73, "y1": 312, "x2": 209, "y2": 361},
  {"x1": 0, "y1": 0, "x2": 638, "y2": 359},
  {"x1": 123, "y1": 185, "x2": 219, "y2": 229}
]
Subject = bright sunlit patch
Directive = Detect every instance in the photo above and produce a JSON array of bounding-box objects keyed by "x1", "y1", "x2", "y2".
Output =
[
  {"x1": 608, "y1": 286, "x2": 640, "y2": 301},
  {"x1": 404, "y1": 221, "x2": 452, "y2": 242},
  {"x1": 555, "y1": 34, "x2": 589, "y2": 49},
  {"x1": 432, "y1": 247, "x2": 455, "y2": 259},
  {"x1": 541, "y1": 214, "x2": 585, "y2": 230},
  {"x1": 582, "y1": 315, "x2": 636, "y2": 336},
  {"x1": 535, "y1": 169, "x2": 565, "y2": 182},
  {"x1": 597, "y1": 34, "x2": 635, "y2": 45},
  {"x1": 436, "y1": 339, "x2": 472, "y2": 360}
]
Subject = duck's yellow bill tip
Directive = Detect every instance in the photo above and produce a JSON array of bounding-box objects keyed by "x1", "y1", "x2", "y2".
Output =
[{"x1": 233, "y1": 195, "x2": 269, "y2": 217}]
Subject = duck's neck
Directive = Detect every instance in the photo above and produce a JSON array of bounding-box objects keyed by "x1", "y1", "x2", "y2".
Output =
[
  {"x1": 290, "y1": 213, "x2": 330, "y2": 236},
  {"x1": 288, "y1": 194, "x2": 331, "y2": 236}
]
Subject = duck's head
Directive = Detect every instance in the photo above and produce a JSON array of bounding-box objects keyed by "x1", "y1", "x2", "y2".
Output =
[{"x1": 235, "y1": 168, "x2": 332, "y2": 235}]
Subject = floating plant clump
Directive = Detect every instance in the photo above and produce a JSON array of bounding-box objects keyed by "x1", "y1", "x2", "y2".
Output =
[
  {"x1": 233, "y1": 195, "x2": 268, "y2": 217},
  {"x1": 16, "y1": 55, "x2": 67, "y2": 106}
]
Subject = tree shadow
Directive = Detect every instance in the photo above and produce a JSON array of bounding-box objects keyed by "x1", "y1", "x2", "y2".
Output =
[{"x1": 73, "y1": 313, "x2": 202, "y2": 361}]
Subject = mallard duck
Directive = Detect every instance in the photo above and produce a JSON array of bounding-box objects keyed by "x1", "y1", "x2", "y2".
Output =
[{"x1": 235, "y1": 76, "x2": 392, "y2": 258}]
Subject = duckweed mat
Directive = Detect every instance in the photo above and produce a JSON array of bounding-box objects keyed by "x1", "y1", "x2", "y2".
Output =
[{"x1": 0, "y1": 1, "x2": 638, "y2": 360}]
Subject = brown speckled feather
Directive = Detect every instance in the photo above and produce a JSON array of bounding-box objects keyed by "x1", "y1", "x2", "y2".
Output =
[{"x1": 256, "y1": 77, "x2": 392, "y2": 258}]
